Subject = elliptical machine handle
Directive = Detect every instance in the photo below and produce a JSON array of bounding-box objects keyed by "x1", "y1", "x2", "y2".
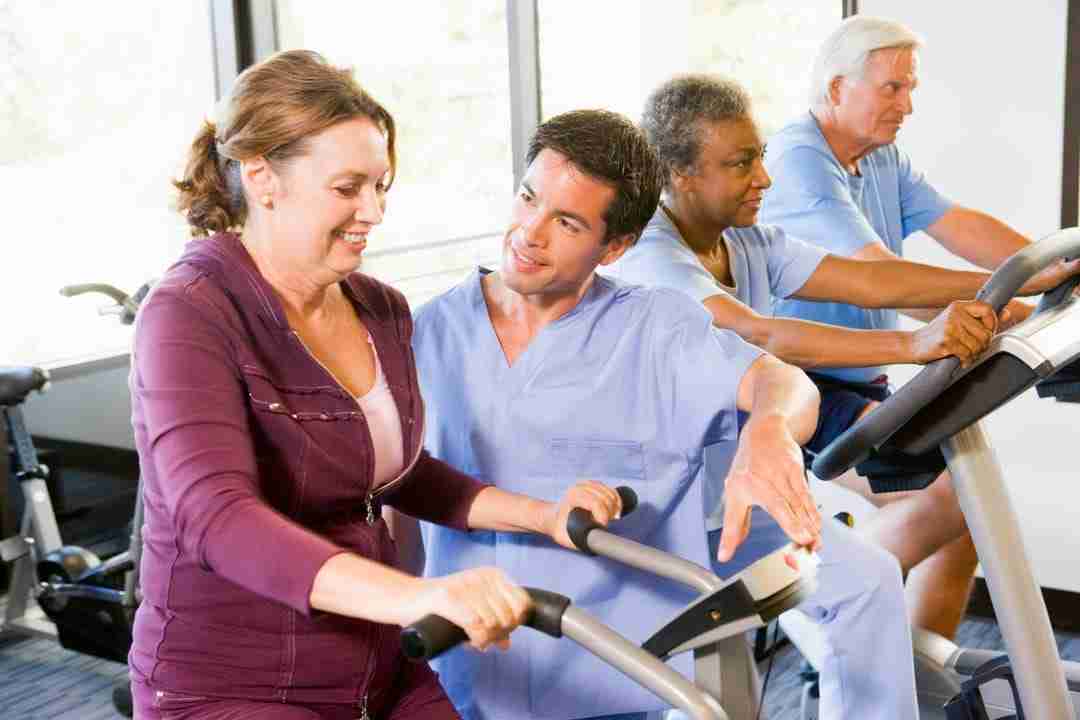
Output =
[
  {"x1": 566, "y1": 486, "x2": 638, "y2": 556},
  {"x1": 812, "y1": 227, "x2": 1080, "y2": 480},
  {"x1": 401, "y1": 487, "x2": 636, "y2": 661},
  {"x1": 401, "y1": 587, "x2": 571, "y2": 661}
]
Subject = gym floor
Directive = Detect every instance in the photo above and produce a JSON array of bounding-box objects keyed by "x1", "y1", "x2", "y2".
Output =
[
  {"x1": 2, "y1": 613, "x2": 1078, "y2": 719},
  {"x1": 3, "y1": 462, "x2": 1079, "y2": 718}
]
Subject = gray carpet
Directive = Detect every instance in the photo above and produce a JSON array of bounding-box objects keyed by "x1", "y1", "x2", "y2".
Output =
[{"x1": 1, "y1": 616, "x2": 1077, "y2": 719}]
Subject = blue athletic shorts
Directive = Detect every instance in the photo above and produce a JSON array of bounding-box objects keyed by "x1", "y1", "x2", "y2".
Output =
[
  {"x1": 802, "y1": 372, "x2": 947, "y2": 492},
  {"x1": 803, "y1": 372, "x2": 890, "y2": 464}
]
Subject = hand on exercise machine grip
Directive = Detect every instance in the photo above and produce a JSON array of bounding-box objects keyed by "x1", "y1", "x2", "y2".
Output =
[
  {"x1": 400, "y1": 487, "x2": 636, "y2": 661},
  {"x1": 564, "y1": 485, "x2": 637, "y2": 554}
]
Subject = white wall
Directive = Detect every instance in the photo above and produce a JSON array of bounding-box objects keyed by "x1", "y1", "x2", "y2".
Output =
[
  {"x1": 861, "y1": 0, "x2": 1077, "y2": 591},
  {"x1": 23, "y1": 362, "x2": 135, "y2": 451}
]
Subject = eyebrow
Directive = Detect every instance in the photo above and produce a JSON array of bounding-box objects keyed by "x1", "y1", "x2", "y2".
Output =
[
  {"x1": 329, "y1": 167, "x2": 390, "y2": 182},
  {"x1": 329, "y1": 172, "x2": 367, "y2": 183},
  {"x1": 727, "y1": 144, "x2": 764, "y2": 159},
  {"x1": 522, "y1": 181, "x2": 594, "y2": 230}
]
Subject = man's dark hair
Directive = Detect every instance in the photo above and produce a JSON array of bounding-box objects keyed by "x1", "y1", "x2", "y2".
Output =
[{"x1": 526, "y1": 109, "x2": 663, "y2": 244}]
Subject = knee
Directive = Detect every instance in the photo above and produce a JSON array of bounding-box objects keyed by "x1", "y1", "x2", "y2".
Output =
[
  {"x1": 821, "y1": 523, "x2": 903, "y2": 597},
  {"x1": 860, "y1": 538, "x2": 904, "y2": 597}
]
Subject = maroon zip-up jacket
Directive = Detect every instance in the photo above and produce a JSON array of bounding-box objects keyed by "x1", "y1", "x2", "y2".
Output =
[{"x1": 128, "y1": 233, "x2": 488, "y2": 708}]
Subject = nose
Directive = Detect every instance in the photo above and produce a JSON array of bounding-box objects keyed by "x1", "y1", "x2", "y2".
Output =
[
  {"x1": 752, "y1": 158, "x2": 772, "y2": 190},
  {"x1": 353, "y1": 185, "x2": 385, "y2": 225},
  {"x1": 899, "y1": 89, "x2": 914, "y2": 116},
  {"x1": 518, "y1": 209, "x2": 546, "y2": 247}
]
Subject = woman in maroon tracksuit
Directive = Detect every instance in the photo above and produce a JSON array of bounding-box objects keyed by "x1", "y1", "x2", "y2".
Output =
[{"x1": 130, "y1": 49, "x2": 621, "y2": 720}]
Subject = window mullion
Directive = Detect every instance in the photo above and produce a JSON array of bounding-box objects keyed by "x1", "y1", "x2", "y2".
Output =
[{"x1": 506, "y1": 0, "x2": 542, "y2": 192}]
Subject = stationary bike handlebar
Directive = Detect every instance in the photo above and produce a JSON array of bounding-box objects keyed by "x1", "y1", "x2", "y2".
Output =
[
  {"x1": 812, "y1": 227, "x2": 1080, "y2": 480},
  {"x1": 59, "y1": 282, "x2": 153, "y2": 325}
]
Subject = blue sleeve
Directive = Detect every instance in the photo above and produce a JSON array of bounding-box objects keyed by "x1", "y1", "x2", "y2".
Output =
[
  {"x1": 610, "y1": 238, "x2": 725, "y2": 305},
  {"x1": 765, "y1": 145, "x2": 885, "y2": 256},
  {"x1": 652, "y1": 291, "x2": 763, "y2": 440},
  {"x1": 896, "y1": 148, "x2": 953, "y2": 236},
  {"x1": 763, "y1": 226, "x2": 829, "y2": 299}
]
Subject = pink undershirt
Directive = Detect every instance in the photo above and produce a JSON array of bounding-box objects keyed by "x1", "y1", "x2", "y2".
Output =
[{"x1": 356, "y1": 336, "x2": 405, "y2": 488}]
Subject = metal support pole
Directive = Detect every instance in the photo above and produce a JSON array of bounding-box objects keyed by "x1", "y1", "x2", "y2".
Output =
[{"x1": 943, "y1": 421, "x2": 1075, "y2": 718}]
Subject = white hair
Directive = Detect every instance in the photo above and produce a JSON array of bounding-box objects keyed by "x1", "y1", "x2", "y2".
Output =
[{"x1": 810, "y1": 16, "x2": 924, "y2": 107}]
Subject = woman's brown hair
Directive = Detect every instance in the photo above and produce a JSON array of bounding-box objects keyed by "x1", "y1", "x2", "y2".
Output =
[{"x1": 174, "y1": 49, "x2": 396, "y2": 236}]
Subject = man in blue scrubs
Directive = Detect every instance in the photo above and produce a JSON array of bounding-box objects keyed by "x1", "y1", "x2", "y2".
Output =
[
  {"x1": 412, "y1": 110, "x2": 917, "y2": 720},
  {"x1": 760, "y1": 15, "x2": 1059, "y2": 639}
]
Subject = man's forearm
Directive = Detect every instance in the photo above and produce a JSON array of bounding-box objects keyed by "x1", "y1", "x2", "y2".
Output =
[
  {"x1": 856, "y1": 259, "x2": 992, "y2": 307},
  {"x1": 810, "y1": 255, "x2": 990, "y2": 308},
  {"x1": 741, "y1": 356, "x2": 819, "y2": 444},
  {"x1": 928, "y1": 206, "x2": 1030, "y2": 270}
]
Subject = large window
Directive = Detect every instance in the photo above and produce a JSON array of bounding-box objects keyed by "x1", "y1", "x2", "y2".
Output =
[
  {"x1": 1, "y1": 1, "x2": 216, "y2": 367},
  {"x1": 5, "y1": 0, "x2": 846, "y2": 369},
  {"x1": 276, "y1": 1, "x2": 511, "y2": 305},
  {"x1": 539, "y1": 0, "x2": 841, "y2": 136}
]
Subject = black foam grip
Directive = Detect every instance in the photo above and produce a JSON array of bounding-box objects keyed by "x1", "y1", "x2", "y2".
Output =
[
  {"x1": 567, "y1": 486, "x2": 638, "y2": 555},
  {"x1": 401, "y1": 615, "x2": 466, "y2": 661},
  {"x1": 814, "y1": 228, "x2": 1080, "y2": 479},
  {"x1": 0, "y1": 366, "x2": 48, "y2": 406},
  {"x1": 521, "y1": 587, "x2": 571, "y2": 638},
  {"x1": 401, "y1": 588, "x2": 572, "y2": 662}
]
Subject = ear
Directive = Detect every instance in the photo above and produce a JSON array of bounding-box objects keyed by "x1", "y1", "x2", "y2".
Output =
[
  {"x1": 670, "y1": 167, "x2": 694, "y2": 194},
  {"x1": 828, "y1": 75, "x2": 846, "y2": 107},
  {"x1": 598, "y1": 233, "x2": 635, "y2": 266},
  {"x1": 239, "y1": 156, "x2": 280, "y2": 204}
]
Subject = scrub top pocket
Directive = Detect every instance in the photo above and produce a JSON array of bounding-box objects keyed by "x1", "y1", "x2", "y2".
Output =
[{"x1": 548, "y1": 438, "x2": 647, "y2": 484}]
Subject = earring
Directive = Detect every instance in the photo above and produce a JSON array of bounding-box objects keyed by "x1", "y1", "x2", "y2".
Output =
[{"x1": 260, "y1": 194, "x2": 273, "y2": 208}]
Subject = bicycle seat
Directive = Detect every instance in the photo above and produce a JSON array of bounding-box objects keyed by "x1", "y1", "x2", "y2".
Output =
[{"x1": 0, "y1": 366, "x2": 49, "y2": 406}]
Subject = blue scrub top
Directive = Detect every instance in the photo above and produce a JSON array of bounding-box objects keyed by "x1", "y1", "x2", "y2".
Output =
[
  {"x1": 760, "y1": 112, "x2": 953, "y2": 382},
  {"x1": 603, "y1": 207, "x2": 826, "y2": 533},
  {"x1": 413, "y1": 271, "x2": 762, "y2": 720}
]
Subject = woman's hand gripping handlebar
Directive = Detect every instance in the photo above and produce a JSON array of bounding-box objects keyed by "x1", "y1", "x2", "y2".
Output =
[{"x1": 401, "y1": 487, "x2": 638, "y2": 661}]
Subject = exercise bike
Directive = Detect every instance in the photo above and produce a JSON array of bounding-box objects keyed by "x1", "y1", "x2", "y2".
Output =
[
  {"x1": 401, "y1": 487, "x2": 821, "y2": 720},
  {"x1": 1, "y1": 282, "x2": 151, "y2": 716},
  {"x1": 786, "y1": 228, "x2": 1080, "y2": 718}
]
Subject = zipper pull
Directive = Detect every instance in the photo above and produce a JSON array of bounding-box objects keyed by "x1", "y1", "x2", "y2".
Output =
[
  {"x1": 356, "y1": 694, "x2": 370, "y2": 720},
  {"x1": 366, "y1": 493, "x2": 376, "y2": 526}
]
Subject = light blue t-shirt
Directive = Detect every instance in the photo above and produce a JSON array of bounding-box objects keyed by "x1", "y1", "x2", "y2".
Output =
[
  {"x1": 603, "y1": 207, "x2": 829, "y2": 316},
  {"x1": 413, "y1": 271, "x2": 762, "y2": 720},
  {"x1": 603, "y1": 208, "x2": 825, "y2": 535},
  {"x1": 761, "y1": 111, "x2": 953, "y2": 382}
]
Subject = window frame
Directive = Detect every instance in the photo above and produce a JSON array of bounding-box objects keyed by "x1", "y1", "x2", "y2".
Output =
[{"x1": 58, "y1": 0, "x2": 852, "y2": 376}]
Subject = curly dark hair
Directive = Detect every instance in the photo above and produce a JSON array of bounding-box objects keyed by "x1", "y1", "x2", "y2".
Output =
[{"x1": 641, "y1": 74, "x2": 752, "y2": 189}]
